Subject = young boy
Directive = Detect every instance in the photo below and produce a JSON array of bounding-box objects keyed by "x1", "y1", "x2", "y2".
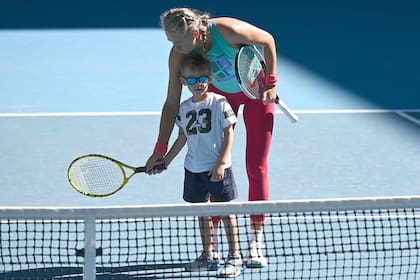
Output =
[{"x1": 162, "y1": 52, "x2": 242, "y2": 278}]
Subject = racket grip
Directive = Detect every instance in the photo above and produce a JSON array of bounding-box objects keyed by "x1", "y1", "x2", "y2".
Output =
[
  {"x1": 154, "y1": 163, "x2": 167, "y2": 171},
  {"x1": 275, "y1": 96, "x2": 299, "y2": 123},
  {"x1": 136, "y1": 163, "x2": 166, "y2": 173}
]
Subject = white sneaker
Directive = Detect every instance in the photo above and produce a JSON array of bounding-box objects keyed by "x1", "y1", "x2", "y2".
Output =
[
  {"x1": 217, "y1": 254, "x2": 243, "y2": 278},
  {"x1": 185, "y1": 250, "x2": 220, "y2": 272},
  {"x1": 245, "y1": 240, "x2": 268, "y2": 268}
]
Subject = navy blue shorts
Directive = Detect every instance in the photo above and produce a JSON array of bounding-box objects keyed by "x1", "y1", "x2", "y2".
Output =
[{"x1": 183, "y1": 167, "x2": 238, "y2": 203}]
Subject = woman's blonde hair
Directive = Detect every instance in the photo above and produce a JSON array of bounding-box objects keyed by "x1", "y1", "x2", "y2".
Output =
[{"x1": 160, "y1": 8, "x2": 210, "y2": 53}]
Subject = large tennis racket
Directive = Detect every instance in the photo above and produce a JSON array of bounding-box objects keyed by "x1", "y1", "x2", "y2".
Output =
[
  {"x1": 235, "y1": 45, "x2": 299, "y2": 123},
  {"x1": 67, "y1": 154, "x2": 165, "y2": 197}
]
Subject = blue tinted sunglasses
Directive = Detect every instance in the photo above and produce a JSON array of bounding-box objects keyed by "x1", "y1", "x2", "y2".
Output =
[{"x1": 185, "y1": 76, "x2": 209, "y2": 85}]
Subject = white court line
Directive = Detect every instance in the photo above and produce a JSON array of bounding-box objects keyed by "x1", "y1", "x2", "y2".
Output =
[
  {"x1": 0, "y1": 109, "x2": 419, "y2": 118},
  {"x1": 289, "y1": 109, "x2": 420, "y2": 114},
  {"x1": 395, "y1": 110, "x2": 420, "y2": 126}
]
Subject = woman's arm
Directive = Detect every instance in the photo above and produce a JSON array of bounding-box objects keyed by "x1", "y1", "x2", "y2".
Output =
[{"x1": 146, "y1": 47, "x2": 184, "y2": 172}]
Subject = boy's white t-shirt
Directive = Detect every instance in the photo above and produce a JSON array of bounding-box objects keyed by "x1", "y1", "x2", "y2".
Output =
[{"x1": 176, "y1": 92, "x2": 237, "y2": 173}]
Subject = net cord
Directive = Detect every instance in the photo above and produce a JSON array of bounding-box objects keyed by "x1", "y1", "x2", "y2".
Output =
[{"x1": 1, "y1": 195, "x2": 420, "y2": 220}]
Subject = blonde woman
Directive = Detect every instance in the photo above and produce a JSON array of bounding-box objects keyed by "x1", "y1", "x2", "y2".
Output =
[{"x1": 147, "y1": 7, "x2": 279, "y2": 268}]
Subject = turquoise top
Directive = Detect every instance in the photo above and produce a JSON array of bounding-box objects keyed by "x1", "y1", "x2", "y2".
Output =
[{"x1": 205, "y1": 20, "x2": 241, "y2": 94}]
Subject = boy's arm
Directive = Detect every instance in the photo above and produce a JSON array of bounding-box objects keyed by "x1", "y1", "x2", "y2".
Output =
[
  {"x1": 209, "y1": 124, "x2": 234, "y2": 181},
  {"x1": 163, "y1": 128, "x2": 187, "y2": 167}
]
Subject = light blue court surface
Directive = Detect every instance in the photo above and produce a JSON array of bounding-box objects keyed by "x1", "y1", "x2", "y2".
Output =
[{"x1": 0, "y1": 29, "x2": 420, "y2": 207}]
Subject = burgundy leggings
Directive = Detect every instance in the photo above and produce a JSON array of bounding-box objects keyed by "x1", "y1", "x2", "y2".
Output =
[{"x1": 209, "y1": 85, "x2": 274, "y2": 222}]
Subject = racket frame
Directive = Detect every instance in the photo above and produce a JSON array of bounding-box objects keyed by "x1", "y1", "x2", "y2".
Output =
[
  {"x1": 235, "y1": 45, "x2": 266, "y2": 101},
  {"x1": 235, "y1": 45, "x2": 299, "y2": 123},
  {"x1": 67, "y1": 154, "x2": 155, "y2": 197}
]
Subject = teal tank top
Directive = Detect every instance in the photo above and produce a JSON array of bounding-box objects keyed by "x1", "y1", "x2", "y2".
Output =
[{"x1": 206, "y1": 21, "x2": 241, "y2": 94}]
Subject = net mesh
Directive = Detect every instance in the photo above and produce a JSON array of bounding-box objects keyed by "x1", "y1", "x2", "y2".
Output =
[{"x1": 1, "y1": 197, "x2": 420, "y2": 279}]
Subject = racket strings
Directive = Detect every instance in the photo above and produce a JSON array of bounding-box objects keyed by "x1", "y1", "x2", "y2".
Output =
[
  {"x1": 69, "y1": 157, "x2": 125, "y2": 195},
  {"x1": 237, "y1": 49, "x2": 265, "y2": 99}
]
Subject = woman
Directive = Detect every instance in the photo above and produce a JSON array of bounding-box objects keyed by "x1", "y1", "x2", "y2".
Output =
[{"x1": 147, "y1": 7, "x2": 278, "y2": 268}]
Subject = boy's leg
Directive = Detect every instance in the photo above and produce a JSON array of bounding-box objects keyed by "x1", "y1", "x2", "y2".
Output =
[
  {"x1": 209, "y1": 195, "x2": 221, "y2": 252},
  {"x1": 185, "y1": 216, "x2": 220, "y2": 272},
  {"x1": 218, "y1": 214, "x2": 243, "y2": 277},
  {"x1": 183, "y1": 170, "x2": 219, "y2": 272},
  {"x1": 221, "y1": 215, "x2": 239, "y2": 256},
  {"x1": 199, "y1": 216, "x2": 214, "y2": 254}
]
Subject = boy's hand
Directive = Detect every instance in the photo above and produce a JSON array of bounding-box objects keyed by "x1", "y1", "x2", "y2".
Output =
[{"x1": 208, "y1": 164, "x2": 225, "y2": 182}]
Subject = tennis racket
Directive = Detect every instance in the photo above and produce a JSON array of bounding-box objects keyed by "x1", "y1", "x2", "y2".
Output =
[
  {"x1": 67, "y1": 154, "x2": 166, "y2": 197},
  {"x1": 235, "y1": 45, "x2": 299, "y2": 123}
]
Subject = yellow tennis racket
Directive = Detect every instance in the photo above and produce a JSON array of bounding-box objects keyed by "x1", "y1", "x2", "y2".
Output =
[{"x1": 67, "y1": 154, "x2": 165, "y2": 197}]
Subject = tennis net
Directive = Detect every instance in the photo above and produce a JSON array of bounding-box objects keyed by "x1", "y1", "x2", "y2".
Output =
[{"x1": 1, "y1": 196, "x2": 420, "y2": 279}]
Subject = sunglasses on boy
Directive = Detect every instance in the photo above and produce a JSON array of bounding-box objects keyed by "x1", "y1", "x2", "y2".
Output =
[{"x1": 184, "y1": 76, "x2": 209, "y2": 85}]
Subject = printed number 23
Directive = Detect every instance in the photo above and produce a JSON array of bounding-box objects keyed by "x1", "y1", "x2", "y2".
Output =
[{"x1": 186, "y1": 109, "x2": 211, "y2": 135}]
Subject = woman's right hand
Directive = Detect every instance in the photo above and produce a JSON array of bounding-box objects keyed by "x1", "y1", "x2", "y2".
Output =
[{"x1": 146, "y1": 153, "x2": 165, "y2": 175}]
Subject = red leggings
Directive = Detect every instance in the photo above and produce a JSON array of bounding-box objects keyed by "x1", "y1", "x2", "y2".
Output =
[{"x1": 209, "y1": 85, "x2": 274, "y2": 223}]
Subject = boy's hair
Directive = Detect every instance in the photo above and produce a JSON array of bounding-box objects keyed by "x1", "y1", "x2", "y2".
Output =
[{"x1": 180, "y1": 52, "x2": 211, "y2": 75}]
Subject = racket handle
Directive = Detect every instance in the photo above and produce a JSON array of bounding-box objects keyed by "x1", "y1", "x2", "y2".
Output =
[
  {"x1": 135, "y1": 163, "x2": 166, "y2": 173},
  {"x1": 275, "y1": 96, "x2": 299, "y2": 123}
]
